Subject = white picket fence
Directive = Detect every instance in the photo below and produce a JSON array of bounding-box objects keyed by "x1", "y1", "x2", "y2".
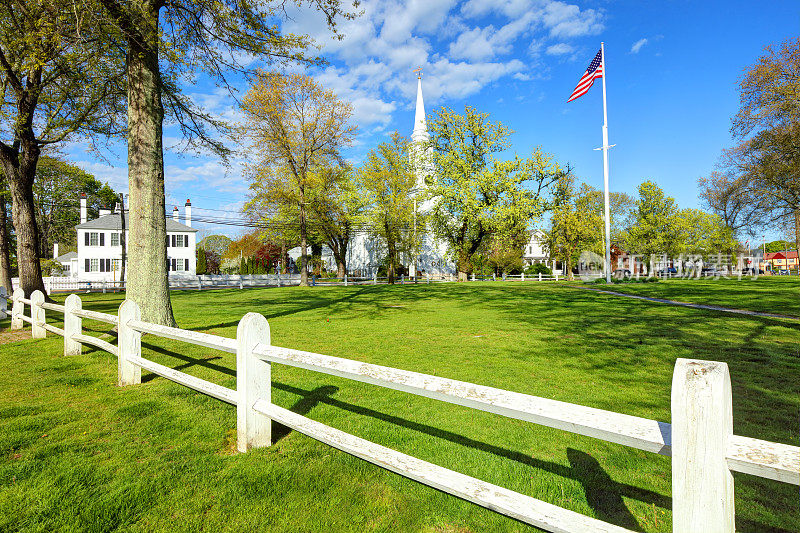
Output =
[{"x1": 7, "y1": 289, "x2": 799, "y2": 532}]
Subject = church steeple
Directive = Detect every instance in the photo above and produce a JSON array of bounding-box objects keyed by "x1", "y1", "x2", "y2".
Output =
[{"x1": 411, "y1": 69, "x2": 428, "y2": 143}]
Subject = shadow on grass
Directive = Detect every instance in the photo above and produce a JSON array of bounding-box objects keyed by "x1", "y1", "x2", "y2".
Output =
[{"x1": 271, "y1": 381, "x2": 663, "y2": 531}]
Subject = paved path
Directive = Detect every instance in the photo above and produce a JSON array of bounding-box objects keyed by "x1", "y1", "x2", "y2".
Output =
[{"x1": 569, "y1": 285, "x2": 800, "y2": 321}]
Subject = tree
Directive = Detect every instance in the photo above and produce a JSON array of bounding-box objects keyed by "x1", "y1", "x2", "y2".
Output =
[
  {"x1": 727, "y1": 36, "x2": 800, "y2": 274},
  {"x1": 427, "y1": 106, "x2": 564, "y2": 280},
  {"x1": 93, "y1": 0, "x2": 355, "y2": 323},
  {"x1": 198, "y1": 234, "x2": 232, "y2": 258},
  {"x1": 196, "y1": 246, "x2": 207, "y2": 275},
  {"x1": 0, "y1": 174, "x2": 12, "y2": 291},
  {"x1": 584, "y1": 187, "x2": 636, "y2": 252},
  {"x1": 0, "y1": 0, "x2": 126, "y2": 297},
  {"x1": 698, "y1": 170, "x2": 765, "y2": 239},
  {"x1": 546, "y1": 174, "x2": 602, "y2": 280},
  {"x1": 625, "y1": 180, "x2": 682, "y2": 258},
  {"x1": 33, "y1": 157, "x2": 119, "y2": 257},
  {"x1": 675, "y1": 208, "x2": 737, "y2": 257},
  {"x1": 309, "y1": 165, "x2": 367, "y2": 278},
  {"x1": 358, "y1": 133, "x2": 419, "y2": 284},
  {"x1": 240, "y1": 72, "x2": 356, "y2": 286},
  {"x1": 732, "y1": 37, "x2": 800, "y2": 137}
]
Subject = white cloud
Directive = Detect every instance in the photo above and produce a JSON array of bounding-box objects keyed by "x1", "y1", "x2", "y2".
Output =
[
  {"x1": 542, "y1": 2, "x2": 603, "y2": 38},
  {"x1": 630, "y1": 38, "x2": 649, "y2": 54},
  {"x1": 546, "y1": 43, "x2": 573, "y2": 55}
]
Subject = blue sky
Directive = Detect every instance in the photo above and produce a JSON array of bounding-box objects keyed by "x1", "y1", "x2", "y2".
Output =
[{"x1": 65, "y1": 0, "x2": 800, "y2": 238}]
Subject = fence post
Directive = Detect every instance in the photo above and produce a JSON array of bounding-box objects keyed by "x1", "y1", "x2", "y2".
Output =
[
  {"x1": 237, "y1": 312, "x2": 271, "y2": 452},
  {"x1": 538, "y1": 272, "x2": 542, "y2": 282},
  {"x1": 63, "y1": 294, "x2": 83, "y2": 356},
  {"x1": 276, "y1": 273, "x2": 281, "y2": 288},
  {"x1": 344, "y1": 274, "x2": 348, "y2": 287},
  {"x1": 555, "y1": 273, "x2": 559, "y2": 282},
  {"x1": 103, "y1": 281, "x2": 107, "y2": 294},
  {"x1": 401, "y1": 274, "x2": 404, "y2": 285},
  {"x1": 426, "y1": 273, "x2": 430, "y2": 284},
  {"x1": 373, "y1": 272, "x2": 377, "y2": 285},
  {"x1": 117, "y1": 300, "x2": 142, "y2": 386},
  {"x1": 198, "y1": 278, "x2": 202, "y2": 291},
  {"x1": 30, "y1": 290, "x2": 46, "y2": 338},
  {"x1": 521, "y1": 272, "x2": 525, "y2": 282},
  {"x1": 671, "y1": 358, "x2": 735, "y2": 533},
  {"x1": 312, "y1": 274, "x2": 316, "y2": 287},
  {"x1": 11, "y1": 288, "x2": 23, "y2": 330}
]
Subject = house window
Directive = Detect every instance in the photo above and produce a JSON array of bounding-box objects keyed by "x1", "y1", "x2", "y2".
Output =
[
  {"x1": 176, "y1": 258, "x2": 185, "y2": 272},
  {"x1": 90, "y1": 259, "x2": 99, "y2": 272},
  {"x1": 111, "y1": 233, "x2": 120, "y2": 246},
  {"x1": 89, "y1": 232, "x2": 99, "y2": 246},
  {"x1": 112, "y1": 259, "x2": 121, "y2": 271}
]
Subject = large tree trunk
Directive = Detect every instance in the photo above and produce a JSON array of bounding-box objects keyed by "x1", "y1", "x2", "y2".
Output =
[
  {"x1": 124, "y1": 0, "x2": 175, "y2": 326},
  {"x1": 329, "y1": 235, "x2": 348, "y2": 279},
  {"x1": 0, "y1": 192, "x2": 12, "y2": 292},
  {"x1": 3, "y1": 155, "x2": 47, "y2": 298}
]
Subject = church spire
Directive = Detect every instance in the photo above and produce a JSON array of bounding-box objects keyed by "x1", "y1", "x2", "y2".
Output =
[{"x1": 411, "y1": 68, "x2": 428, "y2": 143}]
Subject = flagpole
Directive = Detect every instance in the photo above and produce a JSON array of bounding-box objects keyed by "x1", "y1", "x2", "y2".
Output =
[{"x1": 600, "y1": 42, "x2": 612, "y2": 283}]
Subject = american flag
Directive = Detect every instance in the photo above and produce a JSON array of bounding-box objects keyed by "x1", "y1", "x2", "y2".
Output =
[{"x1": 567, "y1": 49, "x2": 603, "y2": 102}]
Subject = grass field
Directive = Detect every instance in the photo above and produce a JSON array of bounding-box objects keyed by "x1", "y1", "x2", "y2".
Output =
[
  {"x1": 583, "y1": 276, "x2": 800, "y2": 317},
  {"x1": 1, "y1": 280, "x2": 798, "y2": 532}
]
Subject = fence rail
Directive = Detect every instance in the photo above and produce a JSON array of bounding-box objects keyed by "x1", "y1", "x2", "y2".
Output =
[{"x1": 8, "y1": 288, "x2": 799, "y2": 532}]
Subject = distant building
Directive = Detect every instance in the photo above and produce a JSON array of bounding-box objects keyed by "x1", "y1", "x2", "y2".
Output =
[
  {"x1": 64, "y1": 195, "x2": 197, "y2": 280},
  {"x1": 762, "y1": 251, "x2": 798, "y2": 271},
  {"x1": 522, "y1": 230, "x2": 549, "y2": 266}
]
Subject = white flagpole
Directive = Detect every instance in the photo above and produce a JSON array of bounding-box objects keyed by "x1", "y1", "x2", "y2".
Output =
[{"x1": 600, "y1": 42, "x2": 612, "y2": 282}]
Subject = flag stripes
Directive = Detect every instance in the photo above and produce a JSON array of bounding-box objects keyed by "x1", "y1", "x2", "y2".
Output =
[{"x1": 567, "y1": 49, "x2": 603, "y2": 102}]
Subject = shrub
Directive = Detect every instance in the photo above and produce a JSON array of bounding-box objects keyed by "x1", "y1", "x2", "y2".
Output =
[{"x1": 525, "y1": 263, "x2": 552, "y2": 276}]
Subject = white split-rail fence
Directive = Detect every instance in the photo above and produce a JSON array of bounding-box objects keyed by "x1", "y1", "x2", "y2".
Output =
[{"x1": 7, "y1": 288, "x2": 799, "y2": 532}]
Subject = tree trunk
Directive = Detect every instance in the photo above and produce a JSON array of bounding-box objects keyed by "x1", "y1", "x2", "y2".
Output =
[
  {"x1": 456, "y1": 248, "x2": 470, "y2": 282},
  {"x1": 4, "y1": 158, "x2": 47, "y2": 298},
  {"x1": 0, "y1": 192, "x2": 12, "y2": 292},
  {"x1": 311, "y1": 242, "x2": 322, "y2": 276},
  {"x1": 329, "y1": 235, "x2": 348, "y2": 279},
  {"x1": 124, "y1": 0, "x2": 175, "y2": 326}
]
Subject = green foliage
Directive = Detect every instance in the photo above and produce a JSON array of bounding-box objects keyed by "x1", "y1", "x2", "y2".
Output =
[
  {"x1": 764, "y1": 240, "x2": 797, "y2": 253},
  {"x1": 196, "y1": 246, "x2": 207, "y2": 275},
  {"x1": 34, "y1": 157, "x2": 119, "y2": 254},
  {"x1": 198, "y1": 235, "x2": 232, "y2": 257},
  {"x1": 239, "y1": 257, "x2": 246, "y2": 275},
  {"x1": 426, "y1": 106, "x2": 564, "y2": 277},
  {"x1": 525, "y1": 263, "x2": 552, "y2": 276},
  {"x1": 675, "y1": 208, "x2": 737, "y2": 255},
  {"x1": 624, "y1": 180, "x2": 682, "y2": 257},
  {"x1": 358, "y1": 133, "x2": 420, "y2": 283},
  {"x1": 546, "y1": 174, "x2": 602, "y2": 280}
]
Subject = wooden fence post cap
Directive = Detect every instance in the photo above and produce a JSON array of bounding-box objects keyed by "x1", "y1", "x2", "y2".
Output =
[{"x1": 237, "y1": 312, "x2": 269, "y2": 340}]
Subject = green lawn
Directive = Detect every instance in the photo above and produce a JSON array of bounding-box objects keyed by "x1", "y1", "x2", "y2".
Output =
[
  {"x1": 1, "y1": 282, "x2": 798, "y2": 532},
  {"x1": 580, "y1": 276, "x2": 800, "y2": 317}
]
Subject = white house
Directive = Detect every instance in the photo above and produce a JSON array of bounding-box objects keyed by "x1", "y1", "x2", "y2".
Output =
[
  {"x1": 69, "y1": 195, "x2": 197, "y2": 280},
  {"x1": 522, "y1": 229, "x2": 549, "y2": 266}
]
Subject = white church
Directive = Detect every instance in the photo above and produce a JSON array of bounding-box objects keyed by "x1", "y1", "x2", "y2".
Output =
[{"x1": 346, "y1": 74, "x2": 453, "y2": 277}]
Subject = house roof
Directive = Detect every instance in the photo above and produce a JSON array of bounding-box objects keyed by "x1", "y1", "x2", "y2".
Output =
[
  {"x1": 55, "y1": 251, "x2": 77, "y2": 262},
  {"x1": 765, "y1": 251, "x2": 798, "y2": 260},
  {"x1": 75, "y1": 213, "x2": 197, "y2": 232}
]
